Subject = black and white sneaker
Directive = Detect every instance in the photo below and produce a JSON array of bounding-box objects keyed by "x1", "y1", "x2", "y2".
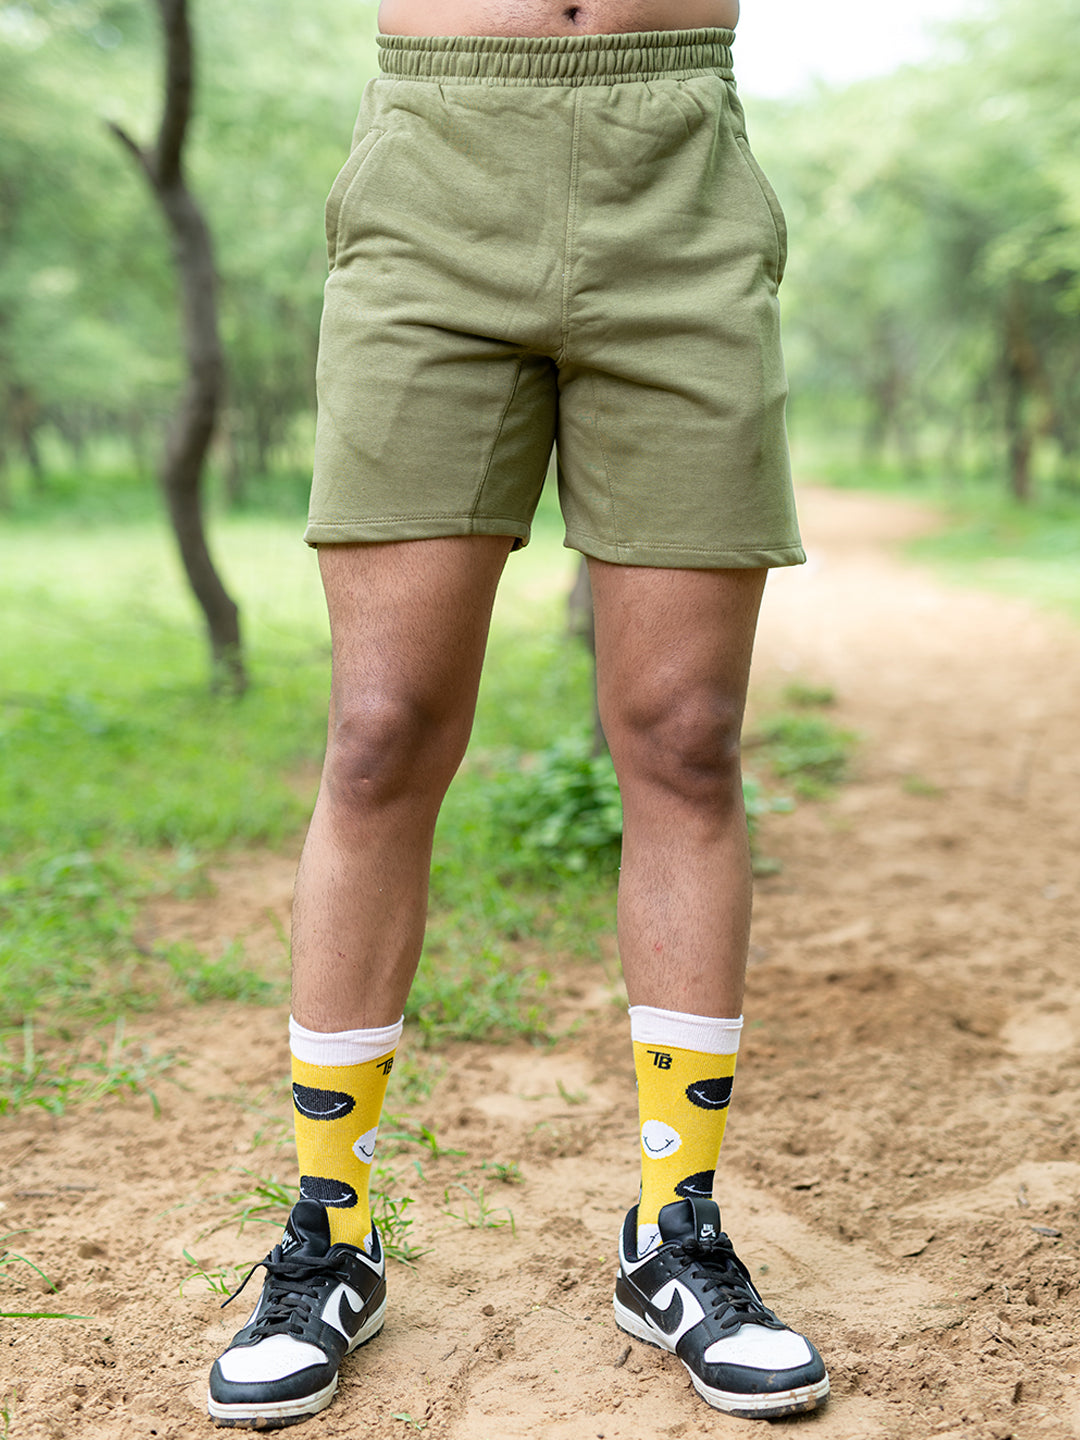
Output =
[
  {"x1": 207, "y1": 1200, "x2": 386, "y2": 1428},
  {"x1": 614, "y1": 1198, "x2": 829, "y2": 1420}
]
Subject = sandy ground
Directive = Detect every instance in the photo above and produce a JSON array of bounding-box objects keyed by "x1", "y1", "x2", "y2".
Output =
[{"x1": 3, "y1": 486, "x2": 1079, "y2": 1440}]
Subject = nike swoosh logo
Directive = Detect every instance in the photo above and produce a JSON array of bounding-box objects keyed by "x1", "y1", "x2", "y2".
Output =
[
  {"x1": 685, "y1": 1076, "x2": 733, "y2": 1111},
  {"x1": 293, "y1": 1084, "x2": 355, "y2": 1121},
  {"x1": 335, "y1": 1287, "x2": 367, "y2": 1338},
  {"x1": 300, "y1": 1175, "x2": 359, "y2": 1209},
  {"x1": 642, "y1": 1287, "x2": 684, "y2": 1336}
]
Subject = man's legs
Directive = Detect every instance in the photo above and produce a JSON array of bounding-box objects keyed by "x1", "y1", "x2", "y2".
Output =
[
  {"x1": 208, "y1": 536, "x2": 513, "y2": 1429},
  {"x1": 592, "y1": 560, "x2": 829, "y2": 1418},
  {"x1": 589, "y1": 560, "x2": 764, "y2": 1017},
  {"x1": 591, "y1": 558, "x2": 761, "y2": 1242},
  {"x1": 291, "y1": 535, "x2": 514, "y2": 1030}
]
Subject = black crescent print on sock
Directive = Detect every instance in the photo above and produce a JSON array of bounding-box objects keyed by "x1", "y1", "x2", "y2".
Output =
[
  {"x1": 675, "y1": 1170, "x2": 716, "y2": 1200},
  {"x1": 292, "y1": 1084, "x2": 355, "y2": 1121},
  {"x1": 299, "y1": 1175, "x2": 359, "y2": 1208},
  {"x1": 685, "y1": 1076, "x2": 734, "y2": 1111}
]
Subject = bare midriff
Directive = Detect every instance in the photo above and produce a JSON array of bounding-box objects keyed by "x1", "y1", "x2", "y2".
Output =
[{"x1": 377, "y1": 1, "x2": 740, "y2": 38}]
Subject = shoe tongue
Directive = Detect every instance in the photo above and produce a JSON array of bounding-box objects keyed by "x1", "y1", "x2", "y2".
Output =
[
  {"x1": 281, "y1": 1200, "x2": 332, "y2": 1257},
  {"x1": 657, "y1": 1197, "x2": 723, "y2": 1246}
]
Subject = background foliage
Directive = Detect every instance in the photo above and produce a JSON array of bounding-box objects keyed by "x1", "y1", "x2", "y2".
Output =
[
  {"x1": 750, "y1": 0, "x2": 1080, "y2": 499},
  {"x1": 4, "y1": 0, "x2": 1080, "y2": 503},
  {"x1": 0, "y1": 0, "x2": 1076, "y2": 1068}
]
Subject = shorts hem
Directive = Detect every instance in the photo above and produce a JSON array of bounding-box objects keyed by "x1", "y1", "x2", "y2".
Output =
[
  {"x1": 564, "y1": 534, "x2": 806, "y2": 569},
  {"x1": 304, "y1": 517, "x2": 532, "y2": 548}
]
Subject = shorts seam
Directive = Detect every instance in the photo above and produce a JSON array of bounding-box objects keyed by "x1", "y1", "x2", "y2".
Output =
[
  {"x1": 307, "y1": 513, "x2": 532, "y2": 529},
  {"x1": 469, "y1": 355, "x2": 526, "y2": 523},
  {"x1": 586, "y1": 372, "x2": 621, "y2": 551},
  {"x1": 558, "y1": 92, "x2": 584, "y2": 363}
]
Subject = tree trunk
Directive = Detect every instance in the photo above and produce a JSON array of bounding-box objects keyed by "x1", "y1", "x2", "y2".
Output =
[
  {"x1": 109, "y1": 0, "x2": 245, "y2": 693},
  {"x1": 10, "y1": 385, "x2": 46, "y2": 492},
  {"x1": 1002, "y1": 284, "x2": 1040, "y2": 505}
]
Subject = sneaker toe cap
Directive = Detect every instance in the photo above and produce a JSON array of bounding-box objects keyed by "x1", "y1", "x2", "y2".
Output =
[
  {"x1": 703, "y1": 1323, "x2": 813, "y2": 1373},
  {"x1": 212, "y1": 1334, "x2": 331, "y2": 1394}
]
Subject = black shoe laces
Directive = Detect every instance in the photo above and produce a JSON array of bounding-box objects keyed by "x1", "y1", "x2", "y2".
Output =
[
  {"x1": 676, "y1": 1234, "x2": 786, "y2": 1335},
  {"x1": 221, "y1": 1245, "x2": 337, "y2": 1339}
]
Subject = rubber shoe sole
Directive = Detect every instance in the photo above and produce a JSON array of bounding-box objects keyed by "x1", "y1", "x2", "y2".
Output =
[
  {"x1": 614, "y1": 1294, "x2": 830, "y2": 1420},
  {"x1": 207, "y1": 1298, "x2": 386, "y2": 1429}
]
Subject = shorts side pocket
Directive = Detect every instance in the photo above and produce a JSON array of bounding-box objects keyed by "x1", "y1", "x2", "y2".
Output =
[
  {"x1": 733, "y1": 134, "x2": 788, "y2": 288},
  {"x1": 324, "y1": 128, "x2": 387, "y2": 272}
]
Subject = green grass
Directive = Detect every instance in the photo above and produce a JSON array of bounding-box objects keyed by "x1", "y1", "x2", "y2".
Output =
[
  {"x1": 0, "y1": 477, "x2": 852, "y2": 1070},
  {"x1": 0, "y1": 1018, "x2": 175, "y2": 1116},
  {"x1": 905, "y1": 500, "x2": 1080, "y2": 622},
  {"x1": 0, "y1": 1232, "x2": 89, "y2": 1319},
  {"x1": 792, "y1": 439, "x2": 1080, "y2": 623},
  {"x1": 211, "y1": 1169, "x2": 426, "y2": 1266},
  {"x1": 442, "y1": 1181, "x2": 516, "y2": 1234},
  {"x1": 0, "y1": 499, "x2": 577, "y2": 1036},
  {"x1": 751, "y1": 714, "x2": 856, "y2": 798}
]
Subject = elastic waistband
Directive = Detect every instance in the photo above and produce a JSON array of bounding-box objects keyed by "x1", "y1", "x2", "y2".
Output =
[{"x1": 376, "y1": 28, "x2": 735, "y2": 85}]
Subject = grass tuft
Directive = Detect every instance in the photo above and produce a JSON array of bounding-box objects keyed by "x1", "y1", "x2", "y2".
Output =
[
  {"x1": 0, "y1": 1233, "x2": 90, "y2": 1320},
  {"x1": 442, "y1": 1182, "x2": 516, "y2": 1235},
  {"x1": 752, "y1": 713, "x2": 856, "y2": 798},
  {"x1": 0, "y1": 1018, "x2": 174, "y2": 1116},
  {"x1": 209, "y1": 1168, "x2": 426, "y2": 1267}
]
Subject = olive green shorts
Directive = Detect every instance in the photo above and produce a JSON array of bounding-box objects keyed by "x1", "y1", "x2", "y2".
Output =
[{"x1": 307, "y1": 29, "x2": 805, "y2": 569}]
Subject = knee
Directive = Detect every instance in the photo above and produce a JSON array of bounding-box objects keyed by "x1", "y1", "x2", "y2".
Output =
[
  {"x1": 322, "y1": 690, "x2": 467, "y2": 813},
  {"x1": 606, "y1": 691, "x2": 745, "y2": 811}
]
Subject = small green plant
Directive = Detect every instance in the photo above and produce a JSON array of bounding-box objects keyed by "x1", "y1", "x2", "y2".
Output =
[
  {"x1": 223, "y1": 1172, "x2": 300, "y2": 1234},
  {"x1": 381, "y1": 1118, "x2": 465, "y2": 1162},
  {"x1": 489, "y1": 734, "x2": 623, "y2": 876},
  {"x1": 159, "y1": 939, "x2": 279, "y2": 1005},
  {"x1": 1, "y1": 1388, "x2": 15, "y2": 1439},
  {"x1": 407, "y1": 944, "x2": 549, "y2": 1046},
  {"x1": 782, "y1": 681, "x2": 836, "y2": 710},
  {"x1": 442, "y1": 1182, "x2": 515, "y2": 1234},
  {"x1": 755, "y1": 714, "x2": 856, "y2": 797},
  {"x1": 387, "y1": 1055, "x2": 444, "y2": 1106},
  {"x1": 0, "y1": 1017, "x2": 174, "y2": 1116},
  {"x1": 372, "y1": 1173, "x2": 429, "y2": 1266},
  {"x1": 180, "y1": 1250, "x2": 249, "y2": 1298},
  {"x1": 391, "y1": 1414, "x2": 428, "y2": 1433},
  {"x1": 902, "y1": 773, "x2": 943, "y2": 798},
  {"x1": 480, "y1": 1160, "x2": 522, "y2": 1185},
  {"x1": 0, "y1": 1233, "x2": 89, "y2": 1320},
  {"x1": 214, "y1": 1168, "x2": 426, "y2": 1266},
  {"x1": 556, "y1": 1079, "x2": 588, "y2": 1106},
  {"x1": 741, "y1": 772, "x2": 794, "y2": 842}
]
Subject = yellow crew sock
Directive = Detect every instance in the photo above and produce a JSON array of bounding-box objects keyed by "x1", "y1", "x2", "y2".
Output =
[
  {"x1": 630, "y1": 1005, "x2": 743, "y2": 1255},
  {"x1": 289, "y1": 1015, "x2": 403, "y2": 1253}
]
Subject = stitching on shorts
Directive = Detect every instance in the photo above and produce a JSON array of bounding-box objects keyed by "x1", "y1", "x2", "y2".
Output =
[
  {"x1": 469, "y1": 355, "x2": 526, "y2": 525},
  {"x1": 568, "y1": 527, "x2": 805, "y2": 557},
  {"x1": 306, "y1": 521, "x2": 529, "y2": 538},
  {"x1": 585, "y1": 372, "x2": 621, "y2": 554},
  {"x1": 558, "y1": 90, "x2": 583, "y2": 365}
]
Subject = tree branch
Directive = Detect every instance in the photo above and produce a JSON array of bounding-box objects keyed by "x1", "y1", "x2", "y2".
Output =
[{"x1": 105, "y1": 120, "x2": 153, "y2": 183}]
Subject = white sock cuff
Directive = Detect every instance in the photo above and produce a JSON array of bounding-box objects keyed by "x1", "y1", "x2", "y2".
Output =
[
  {"x1": 629, "y1": 1005, "x2": 743, "y2": 1057},
  {"x1": 289, "y1": 1015, "x2": 404, "y2": 1068}
]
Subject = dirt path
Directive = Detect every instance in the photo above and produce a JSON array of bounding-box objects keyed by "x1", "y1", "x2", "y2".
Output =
[{"x1": 4, "y1": 487, "x2": 1080, "y2": 1440}]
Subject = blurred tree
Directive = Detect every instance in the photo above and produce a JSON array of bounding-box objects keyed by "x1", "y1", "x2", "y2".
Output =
[
  {"x1": 110, "y1": 0, "x2": 244, "y2": 692},
  {"x1": 0, "y1": 0, "x2": 374, "y2": 494},
  {"x1": 752, "y1": 0, "x2": 1080, "y2": 499}
]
